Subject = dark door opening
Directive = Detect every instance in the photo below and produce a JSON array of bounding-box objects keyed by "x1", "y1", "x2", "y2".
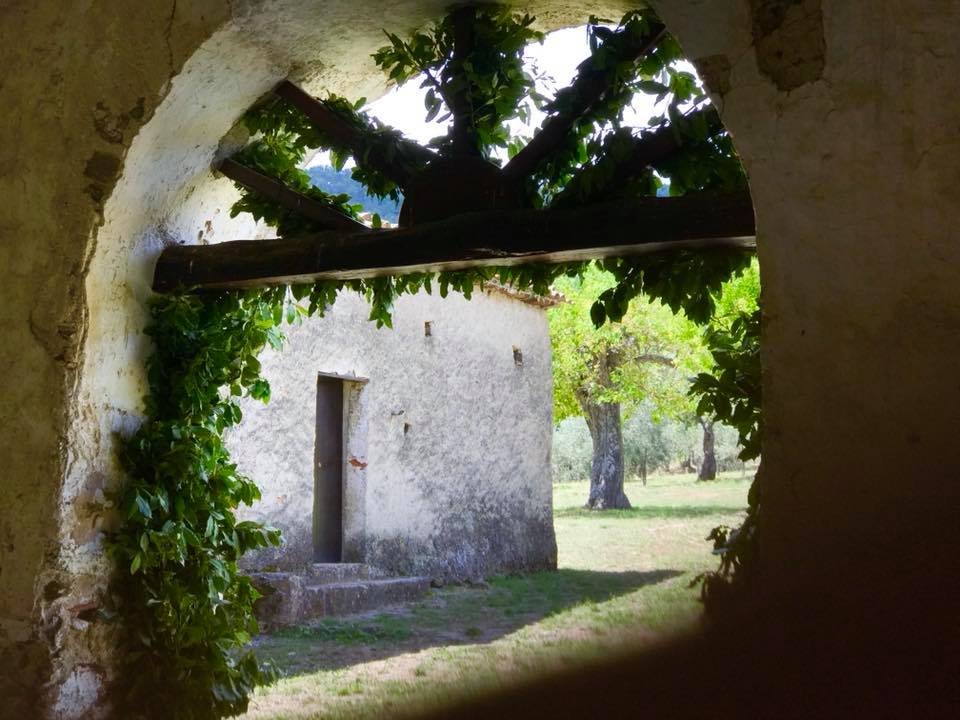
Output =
[{"x1": 313, "y1": 376, "x2": 343, "y2": 563}]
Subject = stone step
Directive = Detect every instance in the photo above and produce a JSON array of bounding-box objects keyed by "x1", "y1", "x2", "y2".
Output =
[
  {"x1": 306, "y1": 562, "x2": 377, "y2": 584},
  {"x1": 304, "y1": 576, "x2": 431, "y2": 617},
  {"x1": 249, "y1": 571, "x2": 430, "y2": 630}
]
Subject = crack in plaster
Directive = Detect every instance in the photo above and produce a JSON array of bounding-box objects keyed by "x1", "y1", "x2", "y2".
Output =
[{"x1": 165, "y1": 0, "x2": 178, "y2": 79}]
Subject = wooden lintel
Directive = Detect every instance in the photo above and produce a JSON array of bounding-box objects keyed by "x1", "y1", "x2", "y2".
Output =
[
  {"x1": 152, "y1": 192, "x2": 756, "y2": 293},
  {"x1": 218, "y1": 158, "x2": 368, "y2": 233}
]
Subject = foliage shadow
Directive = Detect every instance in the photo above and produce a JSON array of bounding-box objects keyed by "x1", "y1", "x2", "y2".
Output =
[{"x1": 255, "y1": 568, "x2": 682, "y2": 678}]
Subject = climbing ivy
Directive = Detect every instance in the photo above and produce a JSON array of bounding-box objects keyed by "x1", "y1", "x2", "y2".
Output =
[
  {"x1": 689, "y1": 306, "x2": 762, "y2": 611},
  {"x1": 110, "y1": 5, "x2": 761, "y2": 717},
  {"x1": 110, "y1": 289, "x2": 296, "y2": 718}
]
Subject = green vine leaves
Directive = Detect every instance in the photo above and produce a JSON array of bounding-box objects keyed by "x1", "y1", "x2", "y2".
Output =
[
  {"x1": 111, "y1": 289, "x2": 304, "y2": 718},
  {"x1": 374, "y1": 5, "x2": 544, "y2": 157}
]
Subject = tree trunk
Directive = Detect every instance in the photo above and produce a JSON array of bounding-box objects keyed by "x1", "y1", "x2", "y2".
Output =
[
  {"x1": 581, "y1": 400, "x2": 631, "y2": 509},
  {"x1": 698, "y1": 417, "x2": 717, "y2": 481}
]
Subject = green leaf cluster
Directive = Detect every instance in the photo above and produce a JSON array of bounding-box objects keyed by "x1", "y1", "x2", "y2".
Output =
[
  {"x1": 109, "y1": 289, "x2": 306, "y2": 718},
  {"x1": 687, "y1": 263, "x2": 762, "y2": 611},
  {"x1": 531, "y1": 10, "x2": 681, "y2": 201},
  {"x1": 373, "y1": 4, "x2": 544, "y2": 157},
  {"x1": 236, "y1": 91, "x2": 426, "y2": 224},
  {"x1": 690, "y1": 308, "x2": 761, "y2": 461},
  {"x1": 550, "y1": 266, "x2": 708, "y2": 424}
]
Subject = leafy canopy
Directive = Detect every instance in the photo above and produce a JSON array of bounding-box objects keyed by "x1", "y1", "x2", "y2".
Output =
[
  {"x1": 550, "y1": 265, "x2": 707, "y2": 422},
  {"x1": 374, "y1": 5, "x2": 544, "y2": 156}
]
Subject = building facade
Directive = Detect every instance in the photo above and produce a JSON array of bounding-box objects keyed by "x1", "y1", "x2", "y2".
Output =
[{"x1": 228, "y1": 286, "x2": 558, "y2": 581}]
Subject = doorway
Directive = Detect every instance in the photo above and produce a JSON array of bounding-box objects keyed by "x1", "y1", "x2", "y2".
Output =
[{"x1": 313, "y1": 375, "x2": 344, "y2": 562}]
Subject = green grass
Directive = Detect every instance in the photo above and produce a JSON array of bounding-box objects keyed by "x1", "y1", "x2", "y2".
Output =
[
  {"x1": 272, "y1": 616, "x2": 412, "y2": 645},
  {"x1": 241, "y1": 471, "x2": 751, "y2": 719}
]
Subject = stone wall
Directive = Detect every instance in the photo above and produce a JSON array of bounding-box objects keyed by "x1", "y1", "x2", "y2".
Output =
[
  {"x1": 227, "y1": 289, "x2": 557, "y2": 582},
  {"x1": 4, "y1": 0, "x2": 960, "y2": 716}
]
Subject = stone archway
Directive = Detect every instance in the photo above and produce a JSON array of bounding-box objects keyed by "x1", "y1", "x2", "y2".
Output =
[{"x1": 3, "y1": 1, "x2": 960, "y2": 717}]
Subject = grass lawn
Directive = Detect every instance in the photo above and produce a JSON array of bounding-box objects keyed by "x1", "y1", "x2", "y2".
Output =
[{"x1": 241, "y1": 471, "x2": 751, "y2": 719}]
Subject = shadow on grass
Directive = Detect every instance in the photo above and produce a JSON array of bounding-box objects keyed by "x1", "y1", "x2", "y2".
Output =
[
  {"x1": 554, "y1": 505, "x2": 747, "y2": 520},
  {"x1": 255, "y1": 568, "x2": 681, "y2": 677}
]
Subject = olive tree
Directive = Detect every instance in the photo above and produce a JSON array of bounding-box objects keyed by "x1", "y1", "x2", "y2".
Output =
[{"x1": 551, "y1": 266, "x2": 705, "y2": 508}]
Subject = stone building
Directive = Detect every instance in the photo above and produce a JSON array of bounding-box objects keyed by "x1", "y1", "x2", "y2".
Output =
[
  {"x1": 3, "y1": 1, "x2": 960, "y2": 717},
  {"x1": 227, "y1": 284, "x2": 558, "y2": 583}
]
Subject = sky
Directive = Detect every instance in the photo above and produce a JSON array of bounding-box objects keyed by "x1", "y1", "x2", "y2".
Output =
[{"x1": 307, "y1": 26, "x2": 699, "y2": 168}]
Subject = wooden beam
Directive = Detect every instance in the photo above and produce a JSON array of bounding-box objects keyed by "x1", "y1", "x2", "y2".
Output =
[
  {"x1": 273, "y1": 81, "x2": 435, "y2": 186},
  {"x1": 554, "y1": 105, "x2": 723, "y2": 207},
  {"x1": 152, "y1": 193, "x2": 755, "y2": 292},
  {"x1": 624, "y1": 106, "x2": 723, "y2": 177},
  {"x1": 218, "y1": 158, "x2": 369, "y2": 233},
  {"x1": 502, "y1": 22, "x2": 666, "y2": 182},
  {"x1": 449, "y1": 5, "x2": 481, "y2": 157}
]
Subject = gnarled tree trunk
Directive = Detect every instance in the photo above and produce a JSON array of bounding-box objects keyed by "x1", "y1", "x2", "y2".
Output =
[
  {"x1": 581, "y1": 399, "x2": 631, "y2": 509},
  {"x1": 576, "y1": 347, "x2": 631, "y2": 509},
  {"x1": 698, "y1": 417, "x2": 717, "y2": 481}
]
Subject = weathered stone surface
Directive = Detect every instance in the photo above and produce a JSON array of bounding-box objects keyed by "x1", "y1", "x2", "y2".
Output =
[
  {"x1": 748, "y1": 0, "x2": 825, "y2": 91},
  {"x1": 307, "y1": 562, "x2": 379, "y2": 584},
  {"x1": 248, "y1": 566, "x2": 430, "y2": 630}
]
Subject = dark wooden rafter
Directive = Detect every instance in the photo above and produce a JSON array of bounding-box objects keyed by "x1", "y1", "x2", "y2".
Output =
[
  {"x1": 157, "y1": 14, "x2": 757, "y2": 298},
  {"x1": 448, "y1": 5, "x2": 480, "y2": 156},
  {"x1": 273, "y1": 81, "x2": 435, "y2": 186},
  {"x1": 621, "y1": 105, "x2": 722, "y2": 177},
  {"x1": 153, "y1": 192, "x2": 755, "y2": 292},
  {"x1": 554, "y1": 105, "x2": 723, "y2": 206},
  {"x1": 218, "y1": 158, "x2": 369, "y2": 233},
  {"x1": 502, "y1": 21, "x2": 667, "y2": 182}
]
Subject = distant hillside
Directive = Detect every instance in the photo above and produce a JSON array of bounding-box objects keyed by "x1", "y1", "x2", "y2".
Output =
[{"x1": 307, "y1": 165, "x2": 402, "y2": 224}]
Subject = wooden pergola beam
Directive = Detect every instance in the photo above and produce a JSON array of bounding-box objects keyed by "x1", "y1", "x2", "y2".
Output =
[
  {"x1": 502, "y1": 22, "x2": 666, "y2": 182},
  {"x1": 218, "y1": 158, "x2": 369, "y2": 233},
  {"x1": 625, "y1": 105, "x2": 723, "y2": 176},
  {"x1": 152, "y1": 192, "x2": 755, "y2": 293},
  {"x1": 554, "y1": 105, "x2": 723, "y2": 207},
  {"x1": 273, "y1": 81, "x2": 435, "y2": 186}
]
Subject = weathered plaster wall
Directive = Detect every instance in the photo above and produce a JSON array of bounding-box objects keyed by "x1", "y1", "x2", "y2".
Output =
[
  {"x1": 4, "y1": 0, "x2": 960, "y2": 716},
  {"x1": 654, "y1": 0, "x2": 960, "y2": 577},
  {"x1": 0, "y1": 3, "x2": 235, "y2": 716},
  {"x1": 227, "y1": 289, "x2": 557, "y2": 581}
]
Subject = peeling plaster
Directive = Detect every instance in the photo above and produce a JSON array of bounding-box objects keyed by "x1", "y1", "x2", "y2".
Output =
[{"x1": 749, "y1": 0, "x2": 825, "y2": 91}]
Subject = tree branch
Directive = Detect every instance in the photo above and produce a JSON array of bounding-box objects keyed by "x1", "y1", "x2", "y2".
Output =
[
  {"x1": 635, "y1": 353, "x2": 676, "y2": 368},
  {"x1": 447, "y1": 5, "x2": 480, "y2": 156},
  {"x1": 553, "y1": 105, "x2": 723, "y2": 207},
  {"x1": 218, "y1": 158, "x2": 370, "y2": 233}
]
